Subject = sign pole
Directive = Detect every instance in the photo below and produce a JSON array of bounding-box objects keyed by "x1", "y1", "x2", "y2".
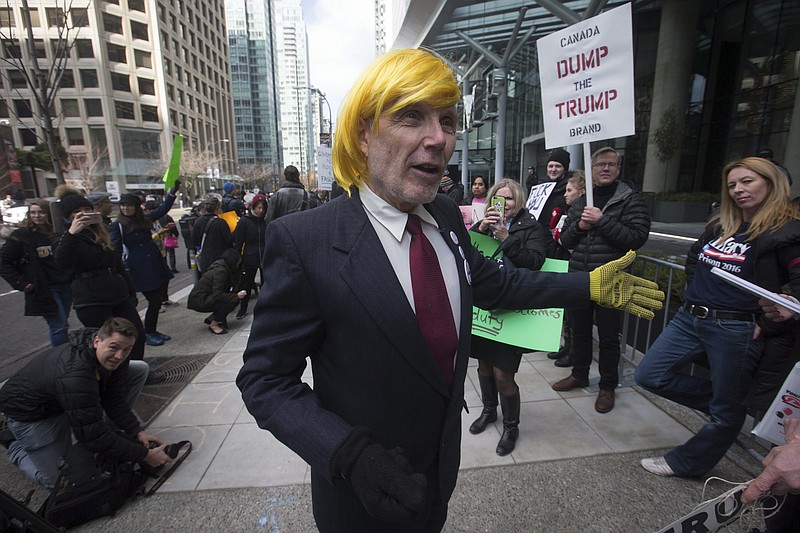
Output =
[{"x1": 583, "y1": 142, "x2": 594, "y2": 208}]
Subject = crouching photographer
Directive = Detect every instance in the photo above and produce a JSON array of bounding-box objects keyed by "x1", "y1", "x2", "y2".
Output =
[{"x1": 0, "y1": 317, "x2": 172, "y2": 489}]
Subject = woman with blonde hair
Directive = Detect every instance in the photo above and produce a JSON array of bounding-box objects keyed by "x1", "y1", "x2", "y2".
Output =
[
  {"x1": 54, "y1": 186, "x2": 146, "y2": 360},
  {"x1": 467, "y1": 177, "x2": 549, "y2": 455},
  {"x1": 1, "y1": 199, "x2": 73, "y2": 346},
  {"x1": 636, "y1": 157, "x2": 800, "y2": 478}
]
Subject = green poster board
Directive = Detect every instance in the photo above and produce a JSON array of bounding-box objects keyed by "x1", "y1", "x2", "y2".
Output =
[{"x1": 469, "y1": 231, "x2": 568, "y2": 352}]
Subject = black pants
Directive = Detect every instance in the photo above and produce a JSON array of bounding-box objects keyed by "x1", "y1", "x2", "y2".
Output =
[
  {"x1": 165, "y1": 247, "x2": 177, "y2": 271},
  {"x1": 239, "y1": 265, "x2": 262, "y2": 310},
  {"x1": 75, "y1": 300, "x2": 145, "y2": 360},
  {"x1": 570, "y1": 302, "x2": 622, "y2": 390},
  {"x1": 141, "y1": 286, "x2": 164, "y2": 334},
  {"x1": 764, "y1": 493, "x2": 800, "y2": 532},
  {"x1": 212, "y1": 299, "x2": 238, "y2": 323}
]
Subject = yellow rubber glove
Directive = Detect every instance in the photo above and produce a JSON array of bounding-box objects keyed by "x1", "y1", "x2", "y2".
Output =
[{"x1": 589, "y1": 250, "x2": 665, "y2": 320}]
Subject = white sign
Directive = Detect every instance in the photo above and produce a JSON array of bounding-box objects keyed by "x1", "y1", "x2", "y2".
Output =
[
  {"x1": 317, "y1": 145, "x2": 334, "y2": 191},
  {"x1": 105, "y1": 181, "x2": 120, "y2": 201},
  {"x1": 537, "y1": 3, "x2": 635, "y2": 148},
  {"x1": 525, "y1": 181, "x2": 557, "y2": 220}
]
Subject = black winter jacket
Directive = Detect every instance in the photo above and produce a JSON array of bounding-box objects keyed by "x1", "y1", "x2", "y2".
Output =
[
  {"x1": 559, "y1": 181, "x2": 651, "y2": 271},
  {"x1": 54, "y1": 229, "x2": 135, "y2": 308},
  {"x1": 686, "y1": 219, "x2": 800, "y2": 412},
  {"x1": 187, "y1": 253, "x2": 240, "y2": 312},
  {"x1": 471, "y1": 207, "x2": 548, "y2": 270},
  {"x1": 264, "y1": 181, "x2": 316, "y2": 224},
  {"x1": 233, "y1": 214, "x2": 267, "y2": 268},
  {"x1": 0, "y1": 329, "x2": 148, "y2": 463},
  {"x1": 1, "y1": 228, "x2": 70, "y2": 315},
  {"x1": 191, "y1": 214, "x2": 232, "y2": 273}
]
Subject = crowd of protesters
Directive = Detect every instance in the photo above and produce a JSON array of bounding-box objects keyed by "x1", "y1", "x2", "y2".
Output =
[{"x1": 1, "y1": 139, "x2": 798, "y2": 530}]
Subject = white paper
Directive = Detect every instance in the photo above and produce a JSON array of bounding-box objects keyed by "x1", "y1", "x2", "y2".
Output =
[
  {"x1": 752, "y1": 362, "x2": 800, "y2": 445},
  {"x1": 710, "y1": 267, "x2": 800, "y2": 315}
]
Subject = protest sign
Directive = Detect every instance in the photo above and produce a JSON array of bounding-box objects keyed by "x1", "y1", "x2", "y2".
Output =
[
  {"x1": 526, "y1": 181, "x2": 557, "y2": 219},
  {"x1": 469, "y1": 231, "x2": 567, "y2": 351},
  {"x1": 654, "y1": 484, "x2": 750, "y2": 533},
  {"x1": 161, "y1": 134, "x2": 183, "y2": 190},
  {"x1": 317, "y1": 145, "x2": 334, "y2": 191},
  {"x1": 752, "y1": 362, "x2": 800, "y2": 445},
  {"x1": 537, "y1": 3, "x2": 635, "y2": 149}
]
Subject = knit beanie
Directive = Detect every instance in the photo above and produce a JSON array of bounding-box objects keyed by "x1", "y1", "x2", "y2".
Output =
[
  {"x1": 55, "y1": 185, "x2": 92, "y2": 217},
  {"x1": 547, "y1": 148, "x2": 570, "y2": 170},
  {"x1": 223, "y1": 181, "x2": 236, "y2": 194}
]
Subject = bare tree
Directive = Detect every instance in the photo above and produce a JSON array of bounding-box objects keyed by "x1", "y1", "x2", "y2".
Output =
[
  {"x1": 179, "y1": 147, "x2": 217, "y2": 200},
  {"x1": 0, "y1": 0, "x2": 85, "y2": 184},
  {"x1": 68, "y1": 146, "x2": 110, "y2": 192},
  {"x1": 239, "y1": 162, "x2": 280, "y2": 192}
]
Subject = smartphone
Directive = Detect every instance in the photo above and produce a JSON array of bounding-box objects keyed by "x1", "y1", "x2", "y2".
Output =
[
  {"x1": 50, "y1": 199, "x2": 65, "y2": 234},
  {"x1": 490, "y1": 195, "x2": 505, "y2": 219}
]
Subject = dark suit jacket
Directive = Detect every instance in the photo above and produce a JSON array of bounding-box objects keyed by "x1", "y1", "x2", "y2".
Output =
[{"x1": 237, "y1": 190, "x2": 589, "y2": 528}]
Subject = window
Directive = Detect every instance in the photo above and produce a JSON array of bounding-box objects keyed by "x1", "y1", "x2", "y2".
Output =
[
  {"x1": 0, "y1": 101, "x2": 8, "y2": 118},
  {"x1": 85, "y1": 99, "x2": 103, "y2": 117},
  {"x1": 21, "y1": 128, "x2": 38, "y2": 146},
  {"x1": 115, "y1": 101, "x2": 134, "y2": 119},
  {"x1": 103, "y1": 13, "x2": 123, "y2": 34},
  {"x1": 0, "y1": 8, "x2": 15, "y2": 27},
  {"x1": 75, "y1": 40, "x2": 94, "y2": 59},
  {"x1": 106, "y1": 43, "x2": 126, "y2": 63},
  {"x1": 46, "y1": 7, "x2": 64, "y2": 27},
  {"x1": 14, "y1": 100, "x2": 32, "y2": 118},
  {"x1": 80, "y1": 69, "x2": 98, "y2": 88},
  {"x1": 141, "y1": 104, "x2": 158, "y2": 122},
  {"x1": 71, "y1": 8, "x2": 89, "y2": 27},
  {"x1": 60, "y1": 70, "x2": 75, "y2": 88},
  {"x1": 138, "y1": 78, "x2": 155, "y2": 95},
  {"x1": 134, "y1": 49, "x2": 151, "y2": 68},
  {"x1": 33, "y1": 40, "x2": 46, "y2": 59},
  {"x1": 21, "y1": 8, "x2": 40, "y2": 29},
  {"x1": 111, "y1": 72, "x2": 130, "y2": 91},
  {"x1": 8, "y1": 71, "x2": 26, "y2": 89},
  {"x1": 66, "y1": 128, "x2": 84, "y2": 145},
  {"x1": 61, "y1": 99, "x2": 80, "y2": 117},
  {"x1": 130, "y1": 21, "x2": 148, "y2": 40},
  {"x1": 128, "y1": 0, "x2": 146, "y2": 12}
]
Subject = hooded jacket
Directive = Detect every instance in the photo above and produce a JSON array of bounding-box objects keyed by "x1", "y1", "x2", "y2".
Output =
[{"x1": 187, "y1": 249, "x2": 241, "y2": 312}]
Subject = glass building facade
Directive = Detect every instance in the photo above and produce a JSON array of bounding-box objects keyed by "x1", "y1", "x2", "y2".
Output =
[{"x1": 394, "y1": 0, "x2": 799, "y2": 198}]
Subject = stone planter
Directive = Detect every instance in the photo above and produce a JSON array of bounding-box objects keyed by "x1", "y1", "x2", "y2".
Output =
[{"x1": 651, "y1": 200, "x2": 711, "y2": 223}]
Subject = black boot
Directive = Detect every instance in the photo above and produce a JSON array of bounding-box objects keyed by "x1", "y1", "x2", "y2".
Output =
[
  {"x1": 547, "y1": 328, "x2": 572, "y2": 359},
  {"x1": 496, "y1": 392, "x2": 520, "y2": 456},
  {"x1": 469, "y1": 372, "x2": 498, "y2": 435},
  {"x1": 236, "y1": 301, "x2": 248, "y2": 320},
  {"x1": 554, "y1": 352, "x2": 574, "y2": 367}
]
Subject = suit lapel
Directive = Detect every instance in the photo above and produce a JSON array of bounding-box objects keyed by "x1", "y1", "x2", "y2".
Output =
[{"x1": 334, "y1": 192, "x2": 449, "y2": 396}]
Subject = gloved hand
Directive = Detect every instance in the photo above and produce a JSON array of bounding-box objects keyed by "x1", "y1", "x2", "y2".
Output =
[
  {"x1": 589, "y1": 250, "x2": 664, "y2": 320},
  {"x1": 348, "y1": 444, "x2": 427, "y2": 523}
]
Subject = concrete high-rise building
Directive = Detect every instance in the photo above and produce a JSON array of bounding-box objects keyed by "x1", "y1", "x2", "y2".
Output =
[
  {"x1": 226, "y1": 0, "x2": 282, "y2": 174},
  {"x1": 0, "y1": 0, "x2": 236, "y2": 197},
  {"x1": 274, "y1": 0, "x2": 312, "y2": 183}
]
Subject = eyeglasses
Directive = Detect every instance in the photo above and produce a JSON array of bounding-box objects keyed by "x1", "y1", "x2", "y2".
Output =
[{"x1": 592, "y1": 161, "x2": 619, "y2": 169}]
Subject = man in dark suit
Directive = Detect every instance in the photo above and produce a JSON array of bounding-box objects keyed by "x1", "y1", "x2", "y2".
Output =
[{"x1": 237, "y1": 48, "x2": 663, "y2": 533}]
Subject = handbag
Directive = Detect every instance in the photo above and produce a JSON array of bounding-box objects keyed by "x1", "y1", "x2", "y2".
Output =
[
  {"x1": 38, "y1": 444, "x2": 145, "y2": 528},
  {"x1": 163, "y1": 235, "x2": 179, "y2": 249}
]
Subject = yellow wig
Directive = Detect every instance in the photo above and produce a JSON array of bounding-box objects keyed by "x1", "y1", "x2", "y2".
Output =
[{"x1": 333, "y1": 48, "x2": 461, "y2": 192}]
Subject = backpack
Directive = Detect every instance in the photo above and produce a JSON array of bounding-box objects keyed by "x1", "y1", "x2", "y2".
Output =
[{"x1": 38, "y1": 443, "x2": 146, "y2": 529}]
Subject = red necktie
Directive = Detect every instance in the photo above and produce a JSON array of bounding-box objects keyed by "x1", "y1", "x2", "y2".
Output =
[{"x1": 406, "y1": 214, "x2": 458, "y2": 387}]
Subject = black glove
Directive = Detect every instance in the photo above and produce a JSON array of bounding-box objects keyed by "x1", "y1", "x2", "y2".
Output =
[
  {"x1": 331, "y1": 427, "x2": 426, "y2": 523},
  {"x1": 349, "y1": 444, "x2": 427, "y2": 523}
]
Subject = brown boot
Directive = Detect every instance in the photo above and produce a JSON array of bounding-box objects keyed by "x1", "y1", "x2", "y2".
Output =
[{"x1": 552, "y1": 374, "x2": 589, "y2": 392}]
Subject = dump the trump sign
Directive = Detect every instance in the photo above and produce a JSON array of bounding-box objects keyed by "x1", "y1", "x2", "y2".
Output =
[{"x1": 537, "y1": 3, "x2": 635, "y2": 148}]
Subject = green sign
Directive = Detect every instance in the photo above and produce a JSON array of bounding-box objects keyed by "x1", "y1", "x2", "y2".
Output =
[
  {"x1": 469, "y1": 230, "x2": 568, "y2": 352},
  {"x1": 161, "y1": 134, "x2": 183, "y2": 190}
]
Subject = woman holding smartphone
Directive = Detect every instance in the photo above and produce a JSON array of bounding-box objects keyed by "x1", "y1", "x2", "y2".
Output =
[
  {"x1": 53, "y1": 186, "x2": 146, "y2": 360},
  {"x1": 468, "y1": 178, "x2": 549, "y2": 455},
  {"x1": 0, "y1": 199, "x2": 73, "y2": 346}
]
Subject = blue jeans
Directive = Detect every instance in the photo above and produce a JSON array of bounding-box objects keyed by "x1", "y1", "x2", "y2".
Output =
[
  {"x1": 634, "y1": 308, "x2": 762, "y2": 477},
  {"x1": 42, "y1": 285, "x2": 72, "y2": 347},
  {"x1": 5, "y1": 360, "x2": 149, "y2": 488}
]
